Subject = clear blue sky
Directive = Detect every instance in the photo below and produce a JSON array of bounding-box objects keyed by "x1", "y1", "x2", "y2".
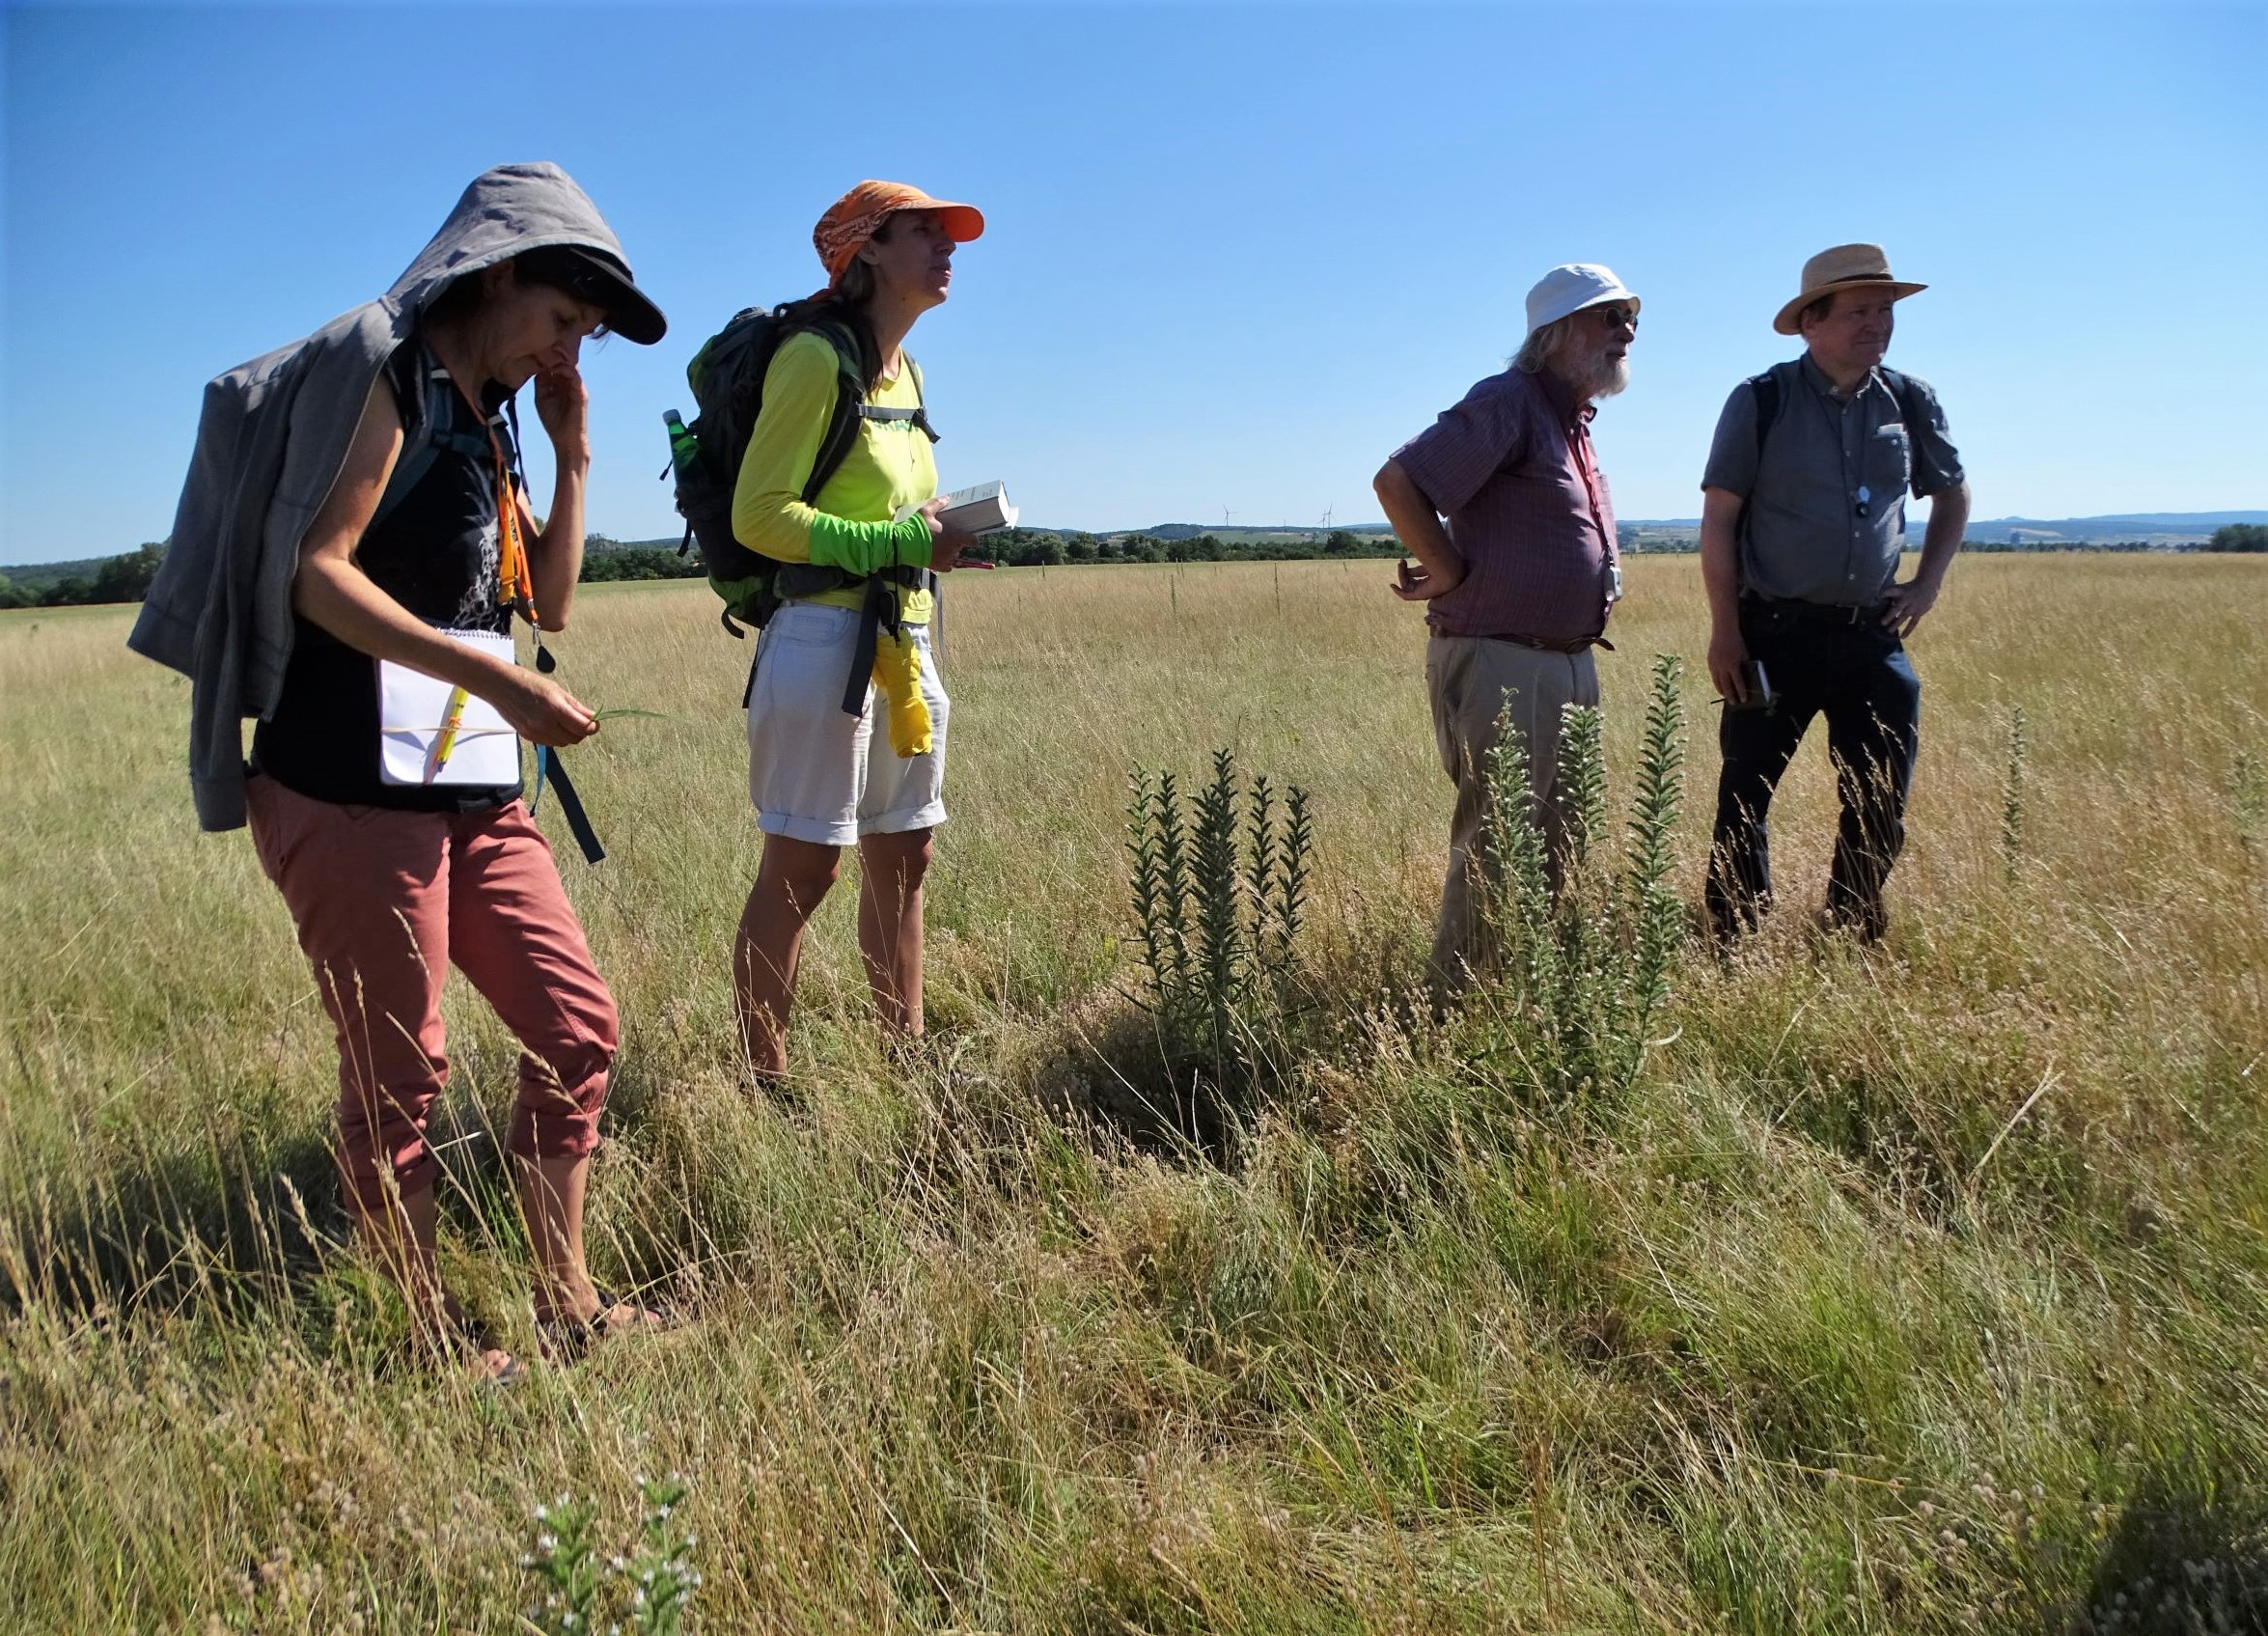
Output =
[{"x1": 3, "y1": 1, "x2": 2261, "y2": 565}]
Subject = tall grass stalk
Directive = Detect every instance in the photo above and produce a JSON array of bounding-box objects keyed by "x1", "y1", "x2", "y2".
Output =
[{"x1": 2002, "y1": 703, "x2": 2029, "y2": 877}]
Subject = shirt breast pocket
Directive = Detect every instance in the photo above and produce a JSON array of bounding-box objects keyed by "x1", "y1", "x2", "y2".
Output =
[{"x1": 1868, "y1": 424, "x2": 1913, "y2": 502}]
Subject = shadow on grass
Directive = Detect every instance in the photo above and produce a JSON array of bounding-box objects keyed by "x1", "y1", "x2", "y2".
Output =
[
  {"x1": 1037, "y1": 997, "x2": 1259, "y2": 1165},
  {"x1": 0, "y1": 1092, "x2": 535, "y2": 1325},
  {"x1": 0, "y1": 1121, "x2": 345, "y2": 1320},
  {"x1": 2067, "y1": 1468, "x2": 2268, "y2": 1634}
]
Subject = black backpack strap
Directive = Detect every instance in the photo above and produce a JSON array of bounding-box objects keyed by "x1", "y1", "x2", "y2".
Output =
[
  {"x1": 1880, "y1": 368, "x2": 1924, "y2": 436},
  {"x1": 851, "y1": 354, "x2": 938, "y2": 444},
  {"x1": 371, "y1": 346, "x2": 497, "y2": 533},
  {"x1": 799, "y1": 323, "x2": 870, "y2": 506},
  {"x1": 527, "y1": 644, "x2": 605, "y2": 864},
  {"x1": 532, "y1": 744, "x2": 606, "y2": 864},
  {"x1": 1747, "y1": 367, "x2": 1784, "y2": 468},
  {"x1": 1731, "y1": 366, "x2": 1785, "y2": 562},
  {"x1": 841, "y1": 571, "x2": 893, "y2": 717}
]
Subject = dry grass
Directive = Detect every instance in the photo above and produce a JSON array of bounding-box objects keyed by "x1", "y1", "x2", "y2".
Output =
[{"x1": 2, "y1": 555, "x2": 2264, "y2": 1632}]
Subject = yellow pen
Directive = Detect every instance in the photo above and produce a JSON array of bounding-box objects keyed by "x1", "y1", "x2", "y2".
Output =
[{"x1": 424, "y1": 684, "x2": 471, "y2": 783}]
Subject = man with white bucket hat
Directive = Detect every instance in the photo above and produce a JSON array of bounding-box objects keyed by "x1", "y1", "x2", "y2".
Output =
[
  {"x1": 1373, "y1": 262, "x2": 1638, "y2": 988},
  {"x1": 1698, "y1": 243, "x2": 1972, "y2": 944}
]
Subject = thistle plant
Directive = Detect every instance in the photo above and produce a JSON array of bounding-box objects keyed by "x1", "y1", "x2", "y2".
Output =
[
  {"x1": 524, "y1": 1494, "x2": 605, "y2": 1635},
  {"x1": 624, "y1": 1474, "x2": 701, "y2": 1635},
  {"x1": 521, "y1": 1476, "x2": 701, "y2": 1635},
  {"x1": 1477, "y1": 653, "x2": 1689, "y2": 1105},
  {"x1": 1125, "y1": 751, "x2": 1313, "y2": 1087}
]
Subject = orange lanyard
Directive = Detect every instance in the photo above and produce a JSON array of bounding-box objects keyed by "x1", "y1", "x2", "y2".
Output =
[{"x1": 447, "y1": 374, "x2": 538, "y2": 625}]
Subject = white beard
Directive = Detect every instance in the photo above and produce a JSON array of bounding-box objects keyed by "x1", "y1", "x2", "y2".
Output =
[{"x1": 1564, "y1": 347, "x2": 1630, "y2": 402}]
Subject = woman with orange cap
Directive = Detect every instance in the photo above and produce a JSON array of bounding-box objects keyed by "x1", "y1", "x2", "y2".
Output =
[{"x1": 729, "y1": 180, "x2": 986, "y2": 1083}]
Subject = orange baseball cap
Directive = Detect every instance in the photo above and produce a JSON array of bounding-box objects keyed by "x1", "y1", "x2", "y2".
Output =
[{"x1": 813, "y1": 180, "x2": 985, "y2": 283}]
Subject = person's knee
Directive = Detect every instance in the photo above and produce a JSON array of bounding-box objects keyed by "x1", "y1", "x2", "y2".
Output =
[
  {"x1": 512, "y1": 1024, "x2": 615, "y2": 1162},
  {"x1": 761, "y1": 840, "x2": 844, "y2": 912},
  {"x1": 880, "y1": 831, "x2": 935, "y2": 887}
]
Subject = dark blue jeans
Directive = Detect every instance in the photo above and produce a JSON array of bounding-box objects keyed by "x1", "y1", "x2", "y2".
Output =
[{"x1": 1704, "y1": 600, "x2": 1922, "y2": 942}]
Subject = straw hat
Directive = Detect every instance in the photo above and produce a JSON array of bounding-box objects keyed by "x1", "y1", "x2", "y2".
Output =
[{"x1": 1773, "y1": 243, "x2": 1926, "y2": 336}]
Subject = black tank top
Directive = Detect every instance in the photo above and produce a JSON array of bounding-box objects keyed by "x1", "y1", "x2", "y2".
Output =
[{"x1": 251, "y1": 340, "x2": 524, "y2": 811}]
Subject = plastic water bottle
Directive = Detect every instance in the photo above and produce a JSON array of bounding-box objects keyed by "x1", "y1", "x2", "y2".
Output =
[{"x1": 662, "y1": 408, "x2": 700, "y2": 474}]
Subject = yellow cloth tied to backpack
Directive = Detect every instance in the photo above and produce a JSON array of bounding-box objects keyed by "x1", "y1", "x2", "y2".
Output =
[{"x1": 871, "y1": 627, "x2": 931, "y2": 758}]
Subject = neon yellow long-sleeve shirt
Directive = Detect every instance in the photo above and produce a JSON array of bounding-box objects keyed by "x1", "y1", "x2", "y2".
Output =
[{"x1": 731, "y1": 330, "x2": 937, "y2": 622}]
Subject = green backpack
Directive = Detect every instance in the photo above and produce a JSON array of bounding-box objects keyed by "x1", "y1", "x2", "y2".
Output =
[{"x1": 663, "y1": 307, "x2": 935, "y2": 639}]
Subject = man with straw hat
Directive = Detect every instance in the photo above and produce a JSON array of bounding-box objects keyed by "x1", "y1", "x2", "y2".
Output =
[
  {"x1": 1698, "y1": 243, "x2": 1972, "y2": 944},
  {"x1": 1373, "y1": 262, "x2": 1640, "y2": 989}
]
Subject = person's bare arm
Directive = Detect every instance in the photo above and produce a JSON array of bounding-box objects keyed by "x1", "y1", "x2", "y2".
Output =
[
  {"x1": 1700, "y1": 485, "x2": 1749, "y2": 702},
  {"x1": 292, "y1": 376, "x2": 597, "y2": 747},
  {"x1": 1373, "y1": 458, "x2": 1464, "y2": 601},
  {"x1": 523, "y1": 366, "x2": 590, "y2": 630},
  {"x1": 1882, "y1": 479, "x2": 1970, "y2": 638}
]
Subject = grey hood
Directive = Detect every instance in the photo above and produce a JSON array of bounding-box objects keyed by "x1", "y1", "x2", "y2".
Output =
[{"x1": 128, "y1": 163, "x2": 655, "y2": 831}]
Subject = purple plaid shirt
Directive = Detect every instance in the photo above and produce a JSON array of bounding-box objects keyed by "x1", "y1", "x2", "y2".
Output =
[{"x1": 1392, "y1": 366, "x2": 1619, "y2": 642}]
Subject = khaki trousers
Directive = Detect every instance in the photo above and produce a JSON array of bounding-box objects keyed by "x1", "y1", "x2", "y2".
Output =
[{"x1": 1425, "y1": 633, "x2": 1599, "y2": 987}]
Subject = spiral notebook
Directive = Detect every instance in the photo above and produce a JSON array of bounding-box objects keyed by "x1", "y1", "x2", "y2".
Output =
[{"x1": 377, "y1": 630, "x2": 521, "y2": 787}]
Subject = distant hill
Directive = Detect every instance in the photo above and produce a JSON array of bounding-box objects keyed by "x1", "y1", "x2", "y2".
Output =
[
  {"x1": 0, "y1": 555, "x2": 116, "y2": 594},
  {"x1": 1957, "y1": 512, "x2": 2267, "y2": 541},
  {"x1": 1619, "y1": 512, "x2": 2265, "y2": 544}
]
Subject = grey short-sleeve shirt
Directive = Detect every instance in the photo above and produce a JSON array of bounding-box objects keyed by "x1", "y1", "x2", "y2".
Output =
[{"x1": 1702, "y1": 356, "x2": 1963, "y2": 606}]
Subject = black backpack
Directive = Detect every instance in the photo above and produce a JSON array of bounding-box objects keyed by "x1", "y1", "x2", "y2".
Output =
[{"x1": 664, "y1": 307, "x2": 936, "y2": 638}]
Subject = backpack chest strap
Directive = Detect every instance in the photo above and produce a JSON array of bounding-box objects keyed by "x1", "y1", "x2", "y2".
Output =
[{"x1": 857, "y1": 402, "x2": 938, "y2": 440}]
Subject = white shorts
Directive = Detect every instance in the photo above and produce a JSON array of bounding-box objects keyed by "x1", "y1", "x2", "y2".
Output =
[{"x1": 746, "y1": 600, "x2": 949, "y2": 846}]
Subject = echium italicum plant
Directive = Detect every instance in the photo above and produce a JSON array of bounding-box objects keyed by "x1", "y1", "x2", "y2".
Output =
[
  {"x1": 1125, "y1": 750, "x2": 1313, "y2": 1090},
  {"x1": 1478, "y1": 652, "x2": 1687, "y2": 1105},
  {"x1": 523, "y1": 1474, "x2": 701, "y2": 1635}
]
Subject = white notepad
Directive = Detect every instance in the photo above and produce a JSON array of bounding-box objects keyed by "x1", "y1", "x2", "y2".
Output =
[{"x1": 377, "y1": 629, "x2": 521, "y2": 788}]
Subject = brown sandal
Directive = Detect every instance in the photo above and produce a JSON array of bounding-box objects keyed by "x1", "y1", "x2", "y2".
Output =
[{"x1": 535, "y1": 1290, "x2": 677, "y2": 1364}]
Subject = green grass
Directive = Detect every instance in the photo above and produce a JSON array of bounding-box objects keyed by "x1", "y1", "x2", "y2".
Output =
[{"x1": 3, "y1": 555, "x2": 2265, "y2": 1631}]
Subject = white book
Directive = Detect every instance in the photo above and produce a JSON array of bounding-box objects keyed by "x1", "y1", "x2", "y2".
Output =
[
  {"x1": 377, "y1": 629, "x2": 521, "y2": 788},
  {"x1": 899, "y1": 481, "x2": 1018, "y2": 536}
]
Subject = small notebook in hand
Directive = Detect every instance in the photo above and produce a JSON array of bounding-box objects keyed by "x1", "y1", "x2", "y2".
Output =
[
  {"x1": 378, "y1": 630, "x2": 521, "y2": 787},
  {"x1": 899, "y1": 481, "x2": 1019, "y2": 536}
]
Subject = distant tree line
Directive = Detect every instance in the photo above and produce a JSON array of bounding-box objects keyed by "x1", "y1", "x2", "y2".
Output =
[
  {"x1": 578, "y1": 541, "x2": 704, "y2": 582},
  {"x1": 1017, "y1": 528, "x2": 1403, "y2": 565},
  {"x1": 12, "y1": 521, "x2": 2261, "y2": 611},
  {"x1": 0, "y1": 541, "x2": 166, "y2": 609},
  {"x1": 574, "y1": 528, "x2": 1407, "y2": 580}
]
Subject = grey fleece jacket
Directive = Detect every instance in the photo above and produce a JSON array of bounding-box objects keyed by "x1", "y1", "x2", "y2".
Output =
[{"x1": 128, "y1": 162, "x2": 648, "y2": 831}]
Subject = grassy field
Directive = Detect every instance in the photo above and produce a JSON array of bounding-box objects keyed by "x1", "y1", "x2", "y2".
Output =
[{"x1": 3, "y1": 554, "x2": 2265, "y2": 1633}]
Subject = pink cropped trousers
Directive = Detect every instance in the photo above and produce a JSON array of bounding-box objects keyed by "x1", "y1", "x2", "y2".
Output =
[{"x1": 245, "y1": 775, "x2": 618, "y2": 1213}]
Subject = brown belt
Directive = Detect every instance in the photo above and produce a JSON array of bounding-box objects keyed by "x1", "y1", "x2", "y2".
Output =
[{"x1": 1476, "y1": 630, "x2": 1614, "y2": 654}]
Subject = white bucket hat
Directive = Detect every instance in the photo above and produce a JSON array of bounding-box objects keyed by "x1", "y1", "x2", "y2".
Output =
[{"x1": 1525, "y1": 263, "x2": 1639, "y2": 338}]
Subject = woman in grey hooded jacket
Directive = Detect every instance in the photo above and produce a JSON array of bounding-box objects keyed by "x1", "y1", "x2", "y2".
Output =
[{"x1": 132, "y1": 164, "x2": 670, "y2": 1382}]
